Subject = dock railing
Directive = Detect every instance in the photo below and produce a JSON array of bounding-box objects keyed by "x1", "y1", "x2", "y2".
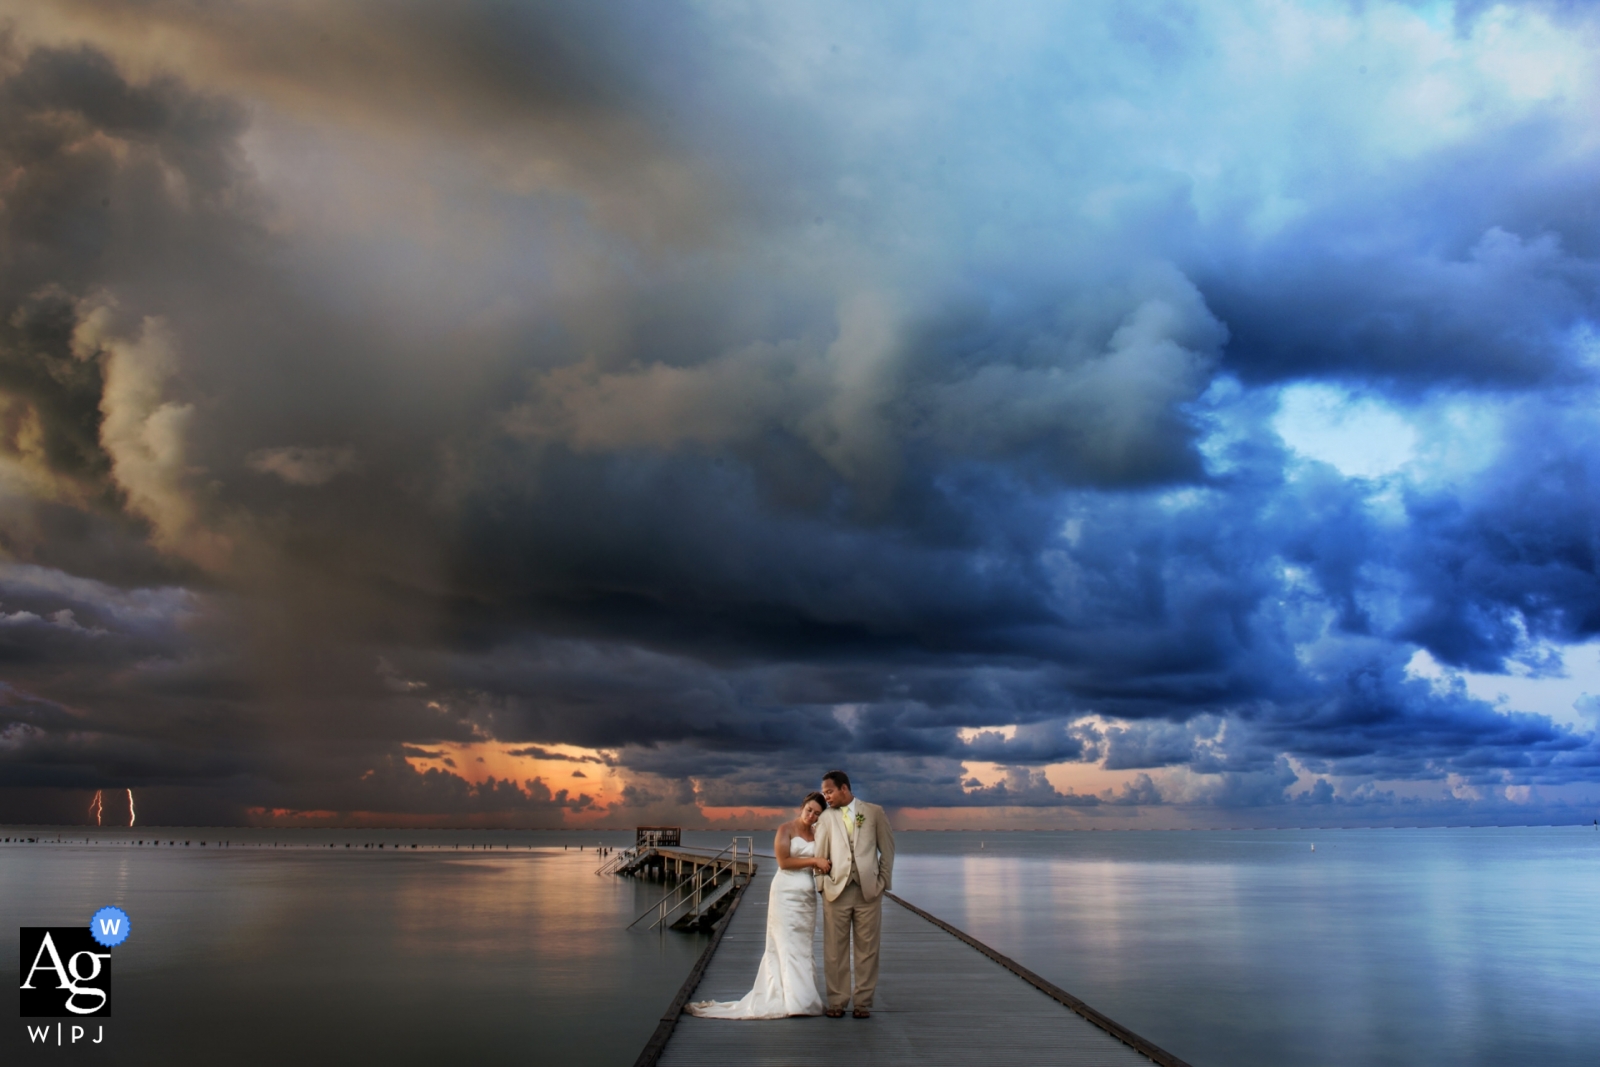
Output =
[
  {"x1": 627, "y1": 837, "x2": 753, "y2": 931},
  {"x1": 595, "y1": 846, "x2": 639, "y2": 876}
]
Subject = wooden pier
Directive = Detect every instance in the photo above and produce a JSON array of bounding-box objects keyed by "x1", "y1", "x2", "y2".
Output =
[
  {"x1": 639, "y1": 863, "x2": 1192, "y2": 1067},
  {"x1": 603, "y1": 834, "x2": 756, "y2": 931}
]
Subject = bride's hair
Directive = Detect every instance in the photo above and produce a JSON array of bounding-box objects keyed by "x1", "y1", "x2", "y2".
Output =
[{"x1": 802, "y1": 791, "x2": 826, "y2": 811}]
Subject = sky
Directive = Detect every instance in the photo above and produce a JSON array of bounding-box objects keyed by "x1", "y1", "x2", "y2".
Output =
[{"x1": 3, "y1": 0, "x2": 1600, "y2": 830}]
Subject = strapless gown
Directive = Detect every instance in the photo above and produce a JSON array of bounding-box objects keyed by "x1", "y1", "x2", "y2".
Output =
[{"x1": 685, "y1": 837, "x2": 824, "y2": 1019}]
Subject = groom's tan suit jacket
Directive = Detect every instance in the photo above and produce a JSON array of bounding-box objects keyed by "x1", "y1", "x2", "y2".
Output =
[{"x1": 815, "y1": 801, "x2": 895, "y2": 903}]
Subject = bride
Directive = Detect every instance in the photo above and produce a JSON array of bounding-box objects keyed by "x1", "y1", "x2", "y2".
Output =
[{"x1": 686, "y1": 792, "x2": 832, "y2": 1018}]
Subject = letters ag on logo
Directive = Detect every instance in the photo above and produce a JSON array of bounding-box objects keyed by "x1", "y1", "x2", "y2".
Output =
[{"x1": 19, "y1": 928, "x2": 112, "y2": 1017}]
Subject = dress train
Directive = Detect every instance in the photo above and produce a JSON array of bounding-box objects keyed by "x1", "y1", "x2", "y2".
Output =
[{"x1": 685, "y1": 837, "x2": 823, "y2": 1019}]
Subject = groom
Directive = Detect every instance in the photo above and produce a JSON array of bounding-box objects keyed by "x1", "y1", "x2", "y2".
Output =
[{"x1": 815, "y1": 769, "x2": 895, "y2": 1018}]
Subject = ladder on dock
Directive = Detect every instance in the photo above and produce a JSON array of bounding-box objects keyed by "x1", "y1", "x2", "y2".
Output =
[
  {"x1": 595, "y1": 846, "x2": 643, "y2": 876},
  {"x1": 628, "y1": 837, "x2": 754, "y2": 931}
]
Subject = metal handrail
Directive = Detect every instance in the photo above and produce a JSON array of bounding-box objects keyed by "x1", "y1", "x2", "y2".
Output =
[
  {"x1": 628, "y1": 844, "x2": 738, "y2": 930},
  {"x1": 595, "y1": 846, "x2": 639, "y2": 876},
  {"x1": 627, "y1": 837, "x2": 754, "y2": 930}
]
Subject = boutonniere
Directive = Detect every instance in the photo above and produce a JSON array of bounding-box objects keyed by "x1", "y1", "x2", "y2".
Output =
[{"x1": 854, "y1": 812, "x2": 866, "y2": 828}]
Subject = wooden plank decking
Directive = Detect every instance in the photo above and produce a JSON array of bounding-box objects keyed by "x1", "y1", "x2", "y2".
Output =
[{"x1": 651, "y1": 865, "x2": 1186, "y2": 1067}]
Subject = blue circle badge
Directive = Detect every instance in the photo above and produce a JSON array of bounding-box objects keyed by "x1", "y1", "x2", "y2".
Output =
[{"x1": 90, "y1": 906, "x2": 130, "y2": 948}]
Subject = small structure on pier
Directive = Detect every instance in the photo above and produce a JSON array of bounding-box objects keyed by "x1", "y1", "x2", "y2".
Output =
[{"x1": 636, "y1": 826, "x2": 681, "y2": 848}]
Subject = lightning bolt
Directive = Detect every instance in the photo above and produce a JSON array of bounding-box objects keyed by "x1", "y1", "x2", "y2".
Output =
[
  {"x1": 89, "y1": 790, "x2": 103, "y2": 826},
  {"x1": 126, "y1": 788, "x2": 136, "y2": 827}
]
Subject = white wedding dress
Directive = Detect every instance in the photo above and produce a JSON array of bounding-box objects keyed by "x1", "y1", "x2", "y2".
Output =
[{"x1": 685, "y1": 836, "x2": 824, "y2": 1019}]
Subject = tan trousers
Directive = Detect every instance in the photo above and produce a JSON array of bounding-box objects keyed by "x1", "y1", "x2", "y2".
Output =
[{"x1": 823, "y1": 879, "x2": 882, "y2": 1010}]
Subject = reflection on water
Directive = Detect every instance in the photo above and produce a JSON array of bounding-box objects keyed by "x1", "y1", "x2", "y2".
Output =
[
  {"x1": 1, "y1": 830, "x2": 706, "y2": 1065},
  {"x1": 894, "y1": 827, "x2": 1600, "y2": 1067},
  {"x1": 4, "y1": 826, "x2": 1596, "y2": 1066}
]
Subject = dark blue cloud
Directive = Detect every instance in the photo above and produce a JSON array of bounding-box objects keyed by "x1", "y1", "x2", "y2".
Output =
[{"x1": 3, "y1": 2, "x2": 1600, "y2": 826}]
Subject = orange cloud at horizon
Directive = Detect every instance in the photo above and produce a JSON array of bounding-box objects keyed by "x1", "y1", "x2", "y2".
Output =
[
  {"x1": 696, "y1": 805, "x2": 787, "y2": 828},
  {"x1": 404, "y1": 740, "x2": 625, "y2": 819},
  {"x1": 245, "y1": 807, "x2": 343, "y2": 824}
]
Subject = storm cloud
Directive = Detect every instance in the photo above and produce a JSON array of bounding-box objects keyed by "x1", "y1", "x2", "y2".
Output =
[{"x1": 3, "y1": 0, "x2": 1600, "y2": 828}]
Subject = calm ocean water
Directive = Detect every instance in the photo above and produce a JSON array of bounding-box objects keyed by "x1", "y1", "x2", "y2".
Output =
[
  {"x1": 891, "y1": 826, "x2": 1600, "y2": 1067},
  {"x1": 3, "y1": 825, "x2": 1597, "y2": 1065},
  {"x1": 2, "y1": 828, "x2": 704, "y2": 1065}
]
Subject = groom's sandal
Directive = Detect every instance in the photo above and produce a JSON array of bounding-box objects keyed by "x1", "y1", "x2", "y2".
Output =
[
  {"x1": 825, "y1": 1008, "x2": 845, "y2": 1018},
  {"x1": 852, "y1": 1009, "x2": 871, "y2": 1018}
]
